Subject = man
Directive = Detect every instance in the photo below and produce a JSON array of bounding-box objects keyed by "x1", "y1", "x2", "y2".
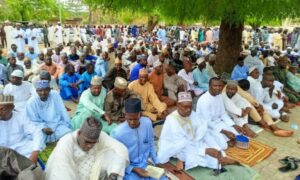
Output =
[
  {"x1": 40, "y1": 56, "x2": 59, "y2": 80},
  {"x1": 95, "y1": 52, "x2": 109, "y2": 78},
  {"x1": 9, "y1": 43, "x2": 18, "y2": 57},
  {"x1": 0, "y1": 48, "x2": 8, "y2": 66},
  {"x1": 12, "y1": 23, "x2": 25, "y2": 53},
  {"x1": 32, "y1": 52, "x2": 45, "y2": 75},
  {"x1": 0, "y1": 63, "x2": 7, "y2": 85},
  {"x1": 206, "y1": 54, "x2": 218, "y2": 78},
  {"x1": 222, "y1": 81, "x2": 256, "y2": 138},
  {"x1": 149, "y1": 60, "x2": 176, "y2": 107},
  {"x1": 164, "y1": 63, "x2": 185, "y2": 101},
  {"x1": 244, "y1": 49, "x2": 264, "y2": 75},
  {"x1": 72, "y1": 76, "x2": 116, "y2": 134},
  {"x1": 54, "y1": 22, "x2": 63, "y2": 46},
  {"x1": 129, "y1": 54, "x2": 148, "y2": 81},
  {"x1": 103, "y1": 58, "x2": 128, "y2": 90},
  {"x1": 7, "y1": 55, "x2": 24, "y2": 80},
  {"x1": 46, "y1": 117, "x2": 129, "y2": 180},
  {"x1": 25, "y1": 46, "x2": 38, "y2": 62},
  {"x1": 178, "y1": 59, "x2": 203, "y2": 96},
  {"x1": 112, "y1": 98, "x2": 161, "y2": 179},
  {"x1": 104, "y1": 77, "x2": 140, "y2": 123},
  {"x1": 287, "y1": 65, "x2": 300, "y2": 93},
  {"x1": 26, "y1": 23, "x2": 39, "y2": 53},
  {"x1": 32, "y1": 71, "x2": 59, "y2": 91},
  {"x1": 3, "y1": 70, "x2": 35, "y2": 111},
  {"x1": 158, "y1": 92, "x2": 238, "y2": 171},
  {"x1": 231, "y1": 57, "x2": 249, "y2": 80},
  {"x1": 4, "y1": 20, "x2": 13, "y2": 48},
  {"x1": 197, "y1": 77, "x2": 239, "y2": 146},
  {"x1": 192, "y1": 57, "x2": 210, "y2": 92},
  {"x1": 16, "y1": 52, "x2": 26, "y2": 66},
  {"x1": 128, "y1": 68, "x2": 168, "y2": 121},
  {"x1": 0, "y1": 94, "x2": 44, "y2": 163},
  {"x1": 80, "y1": 63, "x2": 97, "y2": 92},
  {"x1": 26, "y1": 80, "x2": 72, "y2": 143},
  {"x1": 273, "y1": 56, "x2": 300, "y2": 104}
]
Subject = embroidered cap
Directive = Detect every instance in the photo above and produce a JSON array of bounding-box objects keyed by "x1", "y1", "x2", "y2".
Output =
[
  {"x1": 0, "y1": 94, "x2": 14, "y2": 105},
  {"x1": 178, "y1": 92, "x2": 192, "y2": 103}
]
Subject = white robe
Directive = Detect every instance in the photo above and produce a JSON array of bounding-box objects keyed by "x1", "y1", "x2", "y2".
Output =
[
  {"x1": 54, "y1": 25, "x2": 63, "y2": 45},
  {"x1": 12, "y1": 29, "x2": 26, "y2": 53},
  {"x1": 45, "y1": 131, "x2": 129, "y2": 180},
  {"x1": 26, "y1": 28, "x2": 40, "y2": 53},
  {"x1": 222, "y1": 92, "x2": 251, "y2": 126},
  {"x1": 0, "y1": 111, "x2": 44, "y2": 158},
  {"x1": 3, "y1": 81, "x2": 35, "y2": 111},
  {"x1": 4, "y1": 25, "x2": 14, "y2": 48},
  {"x1": 196, "y1": 91, "x2": 238, "y2": 141},
  {"x1": 157, "y1": 111, "x2": 227, "y2": 170},
  {"x1": 178, "y1": 69, "x2": 203, "y2": 96}
]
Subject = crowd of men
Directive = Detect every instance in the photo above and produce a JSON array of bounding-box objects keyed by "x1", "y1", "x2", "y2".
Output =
[{"x1": 1, "y1": 20, "x2": 300, "y2": 179}]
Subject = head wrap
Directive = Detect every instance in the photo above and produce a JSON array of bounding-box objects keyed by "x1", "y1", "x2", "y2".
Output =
[
  {"x1": 125, "y1": 98, "x2": 141, "y2": 113},
  {"x1": 114, "y1": 58, "x2": 122, "y2": 64},
  {"x1": 114, "y1": 77, "x2": 127, "y2": 89},
  {"x1": 91, "y1": 76, "x2": 102, "y2": 86},
  {"x1": 178, "y1": 92, "x2": 192, "y2": 103},
  {"x1": 139, "y1": 68, "x2": 148, "y2": 76},
  {"x1": 35, "y1": 80, "x2": 50, "y2": 90},
  {"x1": 11, "y1": 70, "x2": 24, "y2": 78},
  {"x1": 196, "y1": 57, "x2": 205, "y2": 65},
  {"x1": 153, "y1": 60, "x2": 162, "y2": 68},
  {"x1": 0, "y1": 95, "x2": 14, "y2": 105},
  {"x1": 80, "y1": 117, "x2": 102, "y2": 140},
  {"x1": 249, "y1": 66, "x2": 257, "y2": 74}
]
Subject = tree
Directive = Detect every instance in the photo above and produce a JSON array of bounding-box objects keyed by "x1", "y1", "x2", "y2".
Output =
[
  {"x1": 82, "y1": 0, "x2": 300, "y2": 72},
  {"x1": 2, "y1": 0, "x2": 59, "y2": 21}
]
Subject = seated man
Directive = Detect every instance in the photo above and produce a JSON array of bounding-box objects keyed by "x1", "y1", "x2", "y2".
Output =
[
  {"x1": 222, "y1": 80, "x2": 256, "y2": 138},
  {"x1": 287, "y1": 65, "x2": 300, "y2": 93},
  {"x1": 25, "y1": 46, "x2": 38, "y2": 62},
  {"x1": 80, "y1": 63, "x2": 97, "y2": 92},
  {"x1": 26, "y1": 80, "x2": 72, "y2": 143},
  {"x1": 0, "y1": 94, "x2": 44, "y2": 163},
  {"x1": 102, "y1": 58, "x2": 128, "y2": 90},
  {"x1": 128, "y1": 68, "x2": 168, "y2": 121},
  {"x1": 23, "y1": 58, "x2": 35, "y2": 82},
  {"x1": 3, "y1": 70, "x2": 35, "y2": 111},
  {"x1": 104, "y1": 77, "x2": 140, "y2": 123},
  {"x1": 112, "y1": 98, "x2": 163, "y2": 179},
  {"x1": 164, "y1": 63, "x2": 185, "y2": 101},
  {"x1": 72, "y1": 76, "x2": 116, "y2": 134},
  {"x1": 178, "y1": 58, "x2": 203, "y2": 96},
  {"x1": 196, "y1": 77, "x2": 239, "y2": 146},
  {"x1": 59, "y1": 64, "x2": 82, "y2": 102},
  {"x1": 237, "y1": 79, "x2": 293, "y2": 137},
  {"x1": 149, "y1": 60, "x2": 176, "y2": 107},
  {"x1": 231, "y1": 57, "x2": 249, "y2": 81},
  {"x1": 129, "y1": 54, "x2": 148, "y2": 82},
  {"x1": 192, "y1": 57, "x2": 210, "y2": 92},
  {"x1": 40, "y1": 56, "x2": 59, "y2": 80},
  {"x1": 6, "y1": 54, "x2": 24, "y2": 80},
  {"x1": 158, "y1": 92, "x2": 238, "y2": 171},
  {"x1": 46, "y1": 117, "x2": 129, "y2": 180}
]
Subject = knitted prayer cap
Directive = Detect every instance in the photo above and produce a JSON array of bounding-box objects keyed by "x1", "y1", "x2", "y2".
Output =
[
  {"x1": 249, "y1": 66, "x2": 258, "y2": 74},
  {"x1": 226, "y1": 80, "x2": 238, "y2": 86},
  {"x1": 125, "y1": 98, "x2": 141, "y2": 113},
  {"x1": 196, "y1": 57, "x2": 205, "y2": 65},
  {"x1": 80, "y1": 117, "x2": 102, "y2": 140},
  {"x1": 91, "y1": 76, "x2": 102, "y2": 86},
  {"x1": 114, "y1": 77, "x2": 127, "y2": 89},
  {"x1": 0, "y1": 94, "x2": 14, "y2": 105},
  {"x1": 139, "y1": 68, "x2": 148, "y2": 76},
  {"x1": 153, "y1": 60, "x2": 162, "y2": 68},
  {"x1": 35, "y1": 80, "x2": 50, "y2": 90},
  {"x1": 178, "y1": 92, "x2": 192, "y2": 103},
  {"x1": 11, "y1": 70, "x2": 24, "y2": 78}
]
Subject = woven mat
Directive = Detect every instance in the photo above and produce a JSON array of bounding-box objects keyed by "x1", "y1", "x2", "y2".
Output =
[{"x1": 226, "y1": 139, "x2": 275, "y2": 167}]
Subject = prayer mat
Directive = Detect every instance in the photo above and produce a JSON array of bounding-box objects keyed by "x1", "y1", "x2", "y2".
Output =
[
  {"x1": 226, "y1": 139, "x2": 275, "y2": 167},
  {"x1": 159, "y1": 162, "x2": 194, "y2": 180},
  {"x1": 38, "y1": 142, "x2": 56, "y2": 164}
]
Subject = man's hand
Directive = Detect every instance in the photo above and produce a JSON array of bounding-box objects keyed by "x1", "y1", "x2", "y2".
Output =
[
  {"x1": 133, "y1": 168, "x2": 149, "y2": 178},
  {"x1": 276, "y1": 91, "x2": 282, "y2": 99},
  {"x1": 233, "y1": 125, "x2": 245, "y2": 135},
  {"x1": 206, "y1": 148, "x2": 221, "y2": 159},
  {"x1": 272, "y1": 103, "x2": 278, "y2": 109},
  {"x1": 29, "y1": 151, "x2": 39, "y2": 163},
  {"x1": 241, "y1": 107, "x2": 251, "y2": 117},
  {"x1": 103, "y1": 113, "x2": 112, "y2": 125},
  {"x1": 42, "y1": 128, "x2": 54, "y2": 135},
  {"x1": 221, "y1": 130, "x2": 235, "y2": 140}
]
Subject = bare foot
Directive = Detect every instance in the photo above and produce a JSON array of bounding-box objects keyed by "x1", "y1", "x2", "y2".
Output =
[
  {"x1": 258, "y1": 120, "x2": 271, "y2": 131},
  {"x1": 271, "y1": 126, "x2": 294, "y2": 137},
  {"x1": 176, "y1": 160, "x2": 184, "y2": 171}
]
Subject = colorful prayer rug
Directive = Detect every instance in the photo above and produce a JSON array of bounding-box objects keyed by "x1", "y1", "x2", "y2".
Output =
[
  {"x1": 226, "y1": 139, "x2": 276, "y2": 167},
  {"x1": 38, "y1": 142, "x2": 57, "y2": 164}
]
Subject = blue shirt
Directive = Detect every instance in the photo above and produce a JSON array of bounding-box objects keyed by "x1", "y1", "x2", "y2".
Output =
[
  {"x1": 129, "y1": 63, "x2": 144, "y2": 82},
  {"x1": 80, "y1": 71, "x2": 97, "y2": 90},
  {"x1": 231, "y1": 65, "x2": 249, "y2": 80},
  {"x1": 95, "y1": 57, "x2": 109, "y2": 78},
  {"x1": 192, "y1": 68, "x2": 210, "y2": 91},
  {"x1": 25, "y1": 52, "x2": 38, "y2": 62}
]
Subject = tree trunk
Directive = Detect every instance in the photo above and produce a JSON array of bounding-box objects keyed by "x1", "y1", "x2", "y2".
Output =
[
  {"x1": 88, "y1": 5, "x2": 93, "y2": 25},
  {"x1": 215, "y1": 20, "x2": 243, "y2": 73},
  {"x1": 147, "y1": 15, "x2": 159, "y2": 32}
]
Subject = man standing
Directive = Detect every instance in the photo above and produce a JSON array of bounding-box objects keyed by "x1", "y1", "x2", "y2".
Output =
[
  {"x1": 196, "y1": 77, "x2": 239, "y2": 146},
  {"x1": 158, "y1": 92, "x2": 238, "y2": 171},
  {"x1": 12, "y1": 23, "x2": 26, "y2": 53},
  {"x1": 3, "y1": 70, "x2": 35, "y2": 111},
  {"x1": 26, "y1": 80, "x2": 72, "y2": 143},
  {"x1": 0, "y1": 94, "x2": 44, "y2": 163},
  {"x1": 26, "y1": 23, "x2": 39, "y2": 53},
  {"x1": 46, "y1": 117, "x2": 129, "y2": 180},
  {"x1": 128, "y1": 68, "x2": 168, "y2": 121},
  {"x1": 4, "y1": 20, "x2": 13, "y2": 48},
  {"x1": 112, "y1": 98, "x2": 161, "y2": 179},
  {"x1": 72, "y1": 76, "x2": 116, "y2": 134},
  {"x1": 54, "y1": 22, "x2": 63, "y2": 46}
]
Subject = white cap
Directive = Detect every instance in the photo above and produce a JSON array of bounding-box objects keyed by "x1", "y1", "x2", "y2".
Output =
[
  {"x1": 249, "y1": 66, "x2": 257, "y2": 74},
  {"x1": 11, "y1": 70, "x2": 24, "y2": 78},
  {"x1": 196, "y1": 58, "x2": 205, "y2": 65},
  {"x1": 178, "y1": 92, "x2": 192, "y2": 103},
  {"x1": 153, "y1": 60, "x2": 162, "y2": 68}
]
